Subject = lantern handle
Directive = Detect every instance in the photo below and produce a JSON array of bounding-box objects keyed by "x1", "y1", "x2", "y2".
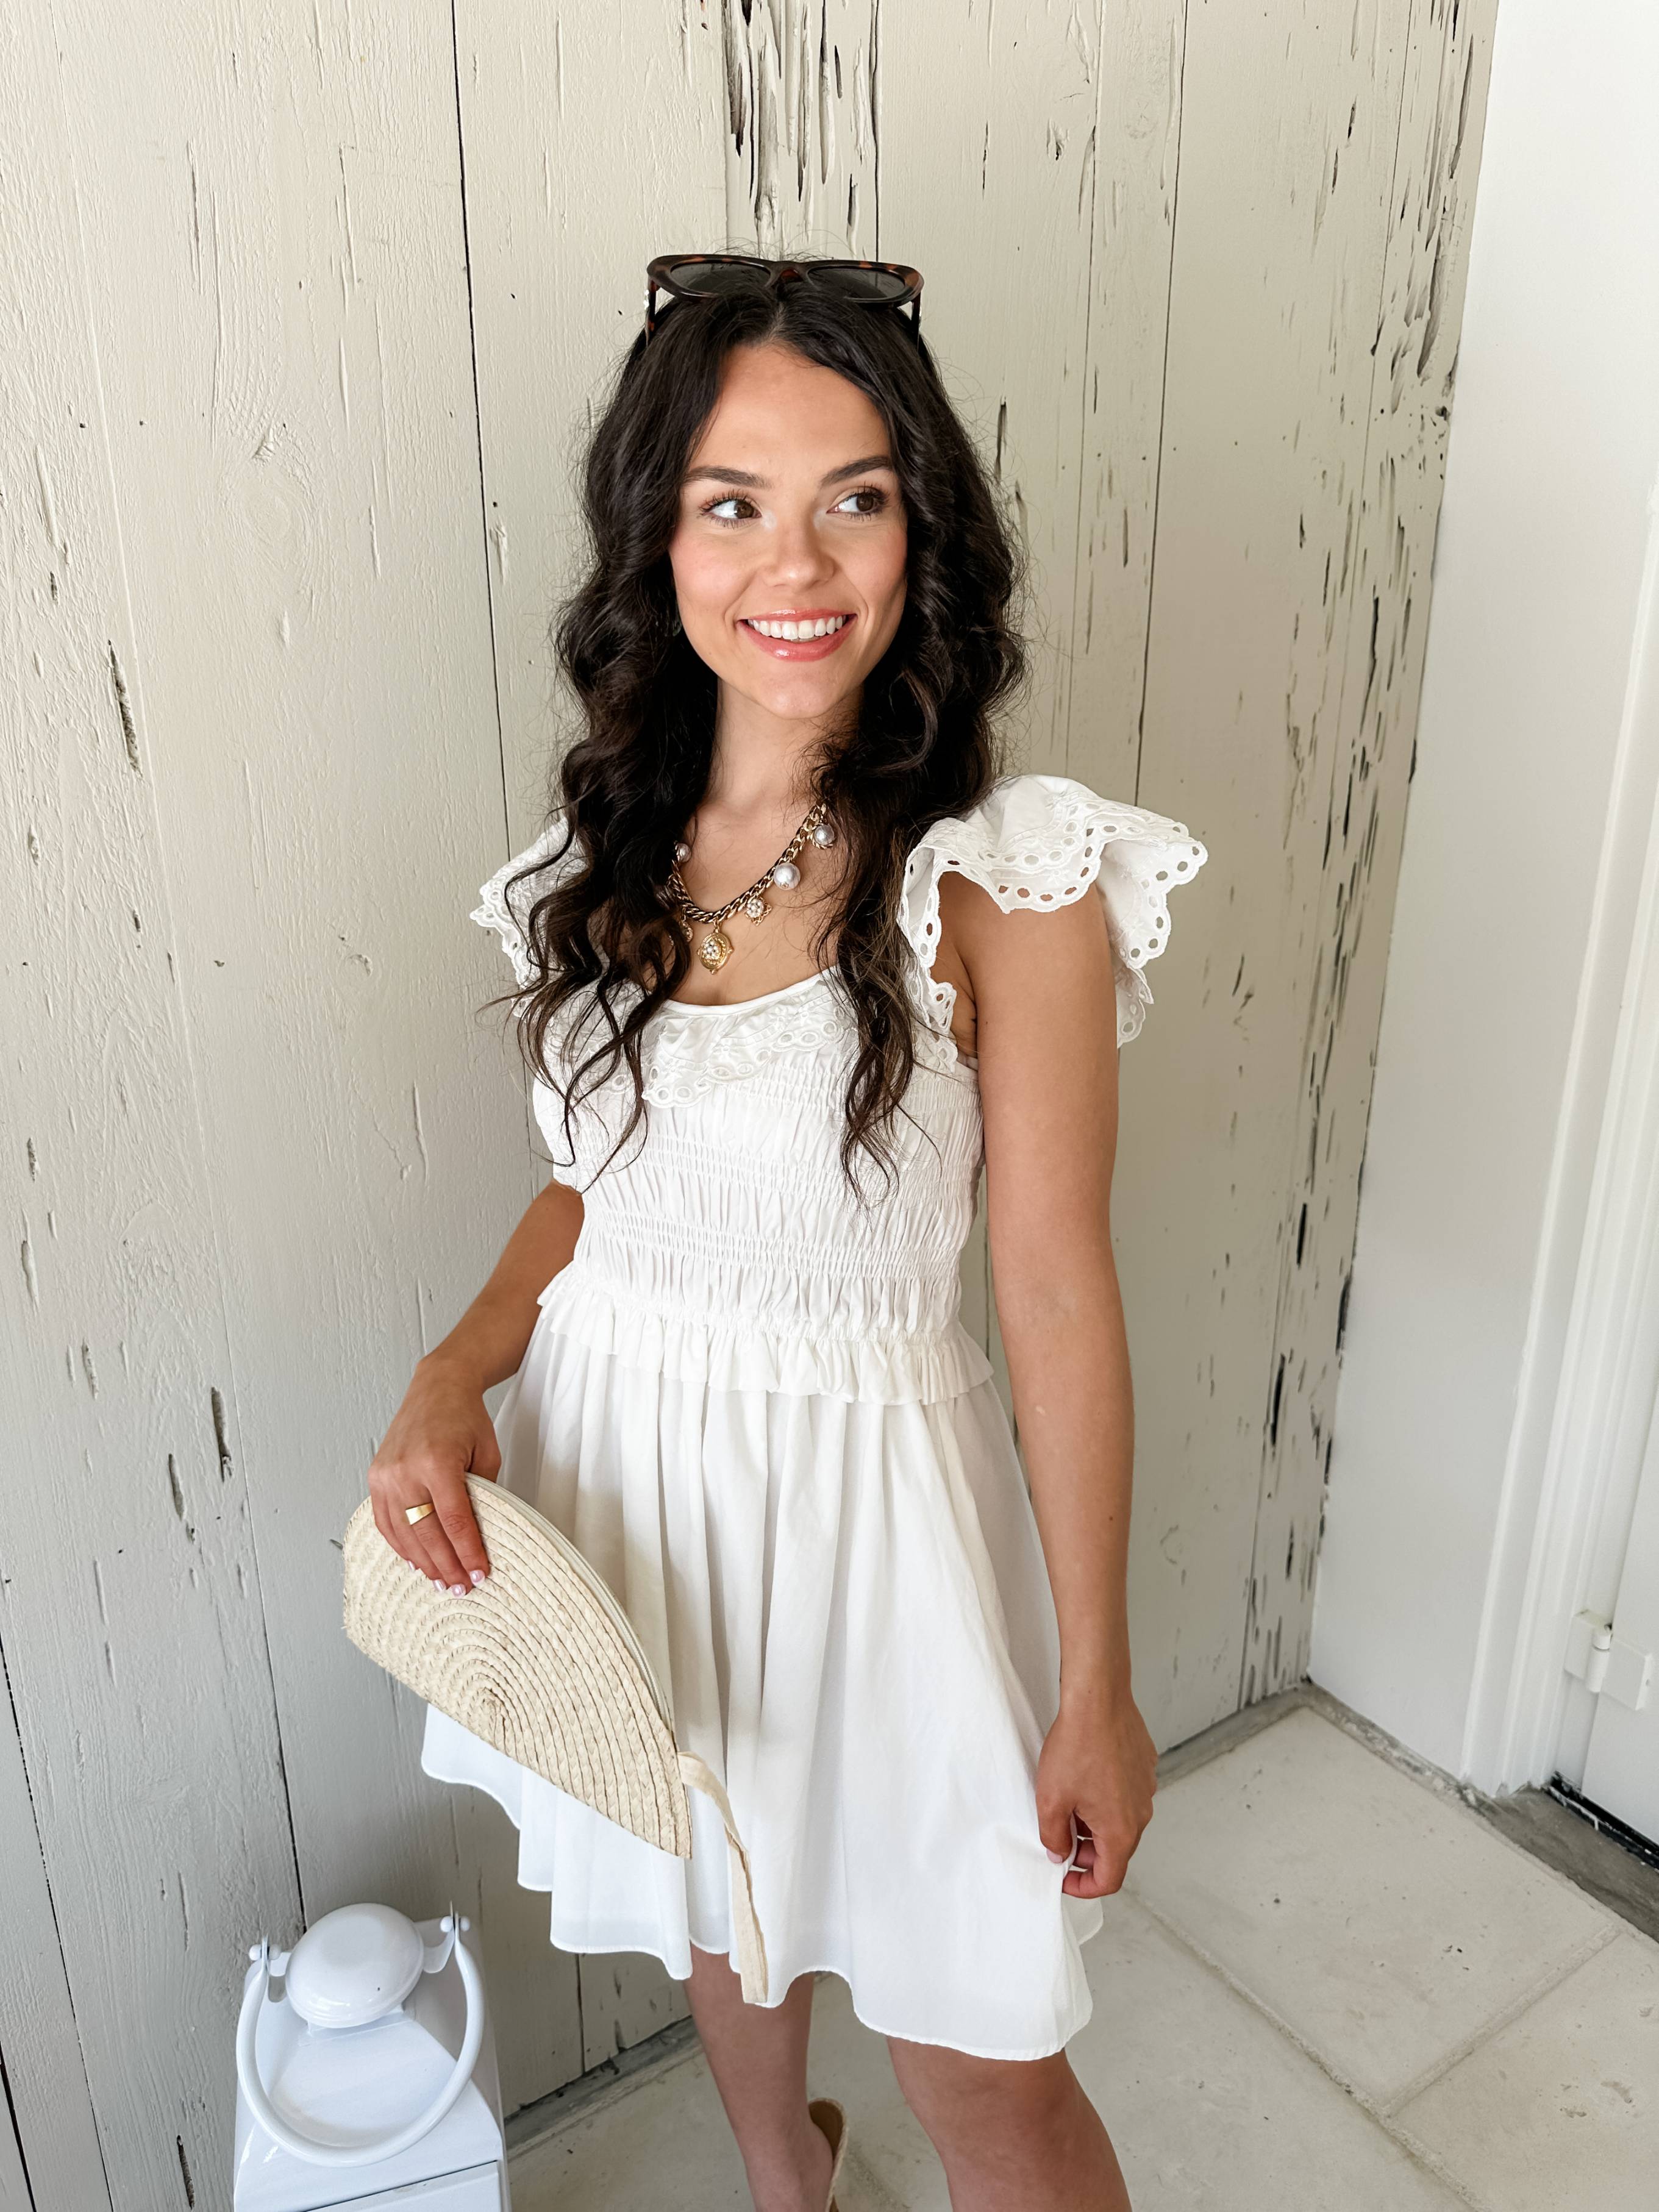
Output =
[{"x1": 236, "y1": 1913, "x2": 483, "y2": 2169}]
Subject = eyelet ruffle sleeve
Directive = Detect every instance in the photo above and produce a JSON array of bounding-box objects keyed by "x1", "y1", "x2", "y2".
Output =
[
  {"x1": 896, "y1": 773, "x2": 1208, "y2": 1047},
  {"x1": 470, "y1": 810, "x2": 583, "y2": 999}
]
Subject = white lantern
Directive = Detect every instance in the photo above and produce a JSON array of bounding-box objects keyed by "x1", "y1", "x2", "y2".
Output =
[{"x1": 232, "y1": 1903, "x2": 508, "y2": 2210}]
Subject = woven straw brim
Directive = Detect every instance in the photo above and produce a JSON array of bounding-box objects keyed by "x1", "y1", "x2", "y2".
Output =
[{"x1": 343, "y1": 1476, "x2": 692, "y2": 1857}]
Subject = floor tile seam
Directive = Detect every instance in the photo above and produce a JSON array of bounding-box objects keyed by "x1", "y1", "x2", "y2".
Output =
[
  {"x1": 1380, "y1": 1919, "x2": 1628, "y2": 2119},
  {"x1": 1354, "y1": 2128, "x2": 1500, "y2": 2212},
  {"x1": 1379, "y1": 2111, "x2": 1532, "y2": 2212},
  {"x1": 1119, "y1": 1889, "x2": 1494, "y2": 2212}
]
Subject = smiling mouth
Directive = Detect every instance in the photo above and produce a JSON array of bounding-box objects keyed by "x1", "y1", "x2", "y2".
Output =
[
  {"x1": 738, "y1": 612, "x2": 858, "y2": 663},
  {"x1": 740, "y1": 612, "x2": 854, "y2": 641}
]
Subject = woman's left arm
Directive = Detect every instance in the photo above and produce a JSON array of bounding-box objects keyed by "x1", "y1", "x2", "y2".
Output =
[{"x1": 941, "y1": 867, "x2": 1157, "y2": 1899}]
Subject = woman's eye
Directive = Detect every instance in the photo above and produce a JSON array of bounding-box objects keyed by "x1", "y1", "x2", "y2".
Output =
[{"x1": 698, "y1": 485, "x2": 888, "y2": 524}]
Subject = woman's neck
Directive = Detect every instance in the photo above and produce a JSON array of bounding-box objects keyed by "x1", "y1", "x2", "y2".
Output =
[{"x1": 704, "y1": 683, "x2": 854, "y2": 819}]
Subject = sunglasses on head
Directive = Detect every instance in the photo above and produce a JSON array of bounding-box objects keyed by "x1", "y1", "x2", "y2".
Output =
[{"x1": 644, "y1": 254, "x2": 924, "y2": 341}]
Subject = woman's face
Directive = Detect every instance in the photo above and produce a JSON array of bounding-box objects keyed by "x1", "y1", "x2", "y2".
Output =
[{"x1": 668, "y1": 340, "x2": 909, "y2": 731}]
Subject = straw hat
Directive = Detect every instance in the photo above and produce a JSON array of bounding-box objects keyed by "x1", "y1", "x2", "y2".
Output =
[{"x1": 341, "y1": 1474, "x2": 767, "y2": 2002}]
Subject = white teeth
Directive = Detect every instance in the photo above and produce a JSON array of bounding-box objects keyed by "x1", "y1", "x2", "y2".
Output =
[{"x1": 746, "y1": 615, "x2": 849, "y2": 640}]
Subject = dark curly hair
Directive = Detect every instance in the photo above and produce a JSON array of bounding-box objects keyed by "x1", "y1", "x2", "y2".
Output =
[{"x1": 494, "y1": 273, "x2": 1028, "y2": 1197}]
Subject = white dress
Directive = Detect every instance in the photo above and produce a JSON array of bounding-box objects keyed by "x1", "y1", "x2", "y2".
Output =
[{"x1": 420, "y1": 771, "x2": 1207, "y2": 2061}]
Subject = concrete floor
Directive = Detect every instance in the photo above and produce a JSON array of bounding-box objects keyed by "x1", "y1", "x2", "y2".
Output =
[{"x1": 508, "y1": 1705, "x2": 1659, "y2": 2210}]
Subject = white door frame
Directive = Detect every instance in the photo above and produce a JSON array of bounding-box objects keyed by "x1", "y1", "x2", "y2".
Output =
[{"x1": 1463, "y1": 477, "x2": 1659, "y2": 1796}]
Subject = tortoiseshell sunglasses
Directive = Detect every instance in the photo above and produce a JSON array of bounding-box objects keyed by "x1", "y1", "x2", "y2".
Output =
[{"x1": 644, "y1": 254, "x2": 924, "y2": 341}]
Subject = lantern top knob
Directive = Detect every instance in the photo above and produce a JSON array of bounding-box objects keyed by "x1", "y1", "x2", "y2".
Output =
[{"x1": 284, "y1": 1902, "x2": 426, "y2": 2030}]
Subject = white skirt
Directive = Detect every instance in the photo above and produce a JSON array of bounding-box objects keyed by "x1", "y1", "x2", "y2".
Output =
[{"x1": 419, "y1": 1310, "x2": 1103, "y2": 2061}]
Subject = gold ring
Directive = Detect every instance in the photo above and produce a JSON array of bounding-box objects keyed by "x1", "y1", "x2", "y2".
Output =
[{"x1": 404, "y1": 1500, "x2": 437, "y2": 1527}]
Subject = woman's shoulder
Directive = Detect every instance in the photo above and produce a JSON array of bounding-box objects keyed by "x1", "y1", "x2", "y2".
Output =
[{"x1": 897, "y1": 771, "x2": 1209, "y2": 1047}]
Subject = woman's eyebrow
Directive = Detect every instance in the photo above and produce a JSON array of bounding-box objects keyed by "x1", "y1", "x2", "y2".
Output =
[{"x1": 682, "y1": 454, "x2": 896, "y2": 490}]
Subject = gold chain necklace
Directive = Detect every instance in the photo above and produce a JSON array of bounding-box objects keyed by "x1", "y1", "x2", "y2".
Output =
[{"x1": 666, "y1": 799, "x2": 837, "y2": 973}]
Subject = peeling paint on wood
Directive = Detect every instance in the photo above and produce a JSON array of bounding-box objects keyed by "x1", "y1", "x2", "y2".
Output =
[
  {"x1": 1240, "y1": 0, "x2": 1499, "y2": 1707},
  {"x1": 721, "y1": 0, "x2": 879, "y2": 253},
  {"x1": 106, "y1": 644, "x2": 142, "y2": 775},
  {"x1": 2, "y1": 20, "x2": 313, "y2": 2206},
  {"x1": 1116, "y1": 0, "x2": 1499, "y2": 1747},
  {"x1": 1, "y1": 0, "x2": 580, "y2": 2192}
]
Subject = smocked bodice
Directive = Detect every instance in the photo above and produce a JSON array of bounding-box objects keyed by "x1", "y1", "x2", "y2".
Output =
[
  {"x1": 471, "y1": 774, "x2": 1208, "y2": 1407},
  {"x1": 531, "y1": 971, "x2": 991, "y2": 1402}
]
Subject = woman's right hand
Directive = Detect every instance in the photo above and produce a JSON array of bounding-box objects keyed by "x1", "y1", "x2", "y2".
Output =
[{"x1": 367, "y1": 1355, "x2": 501, "y2": 1594}]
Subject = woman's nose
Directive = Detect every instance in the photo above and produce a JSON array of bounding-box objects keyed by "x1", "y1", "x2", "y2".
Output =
[{"x1": 765, "y1": 515, "x2": 835, "y2": 587}]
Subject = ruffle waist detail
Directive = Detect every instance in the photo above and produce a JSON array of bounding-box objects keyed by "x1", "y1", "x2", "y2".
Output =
[{"x1": 535, "y1": 1248, "x2": 996, "y2": 1407}]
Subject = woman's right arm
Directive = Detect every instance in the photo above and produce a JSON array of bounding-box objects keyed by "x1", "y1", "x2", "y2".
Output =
[{"x1": 367, "y1": 1179, "x2": 584, "y2": 1593}]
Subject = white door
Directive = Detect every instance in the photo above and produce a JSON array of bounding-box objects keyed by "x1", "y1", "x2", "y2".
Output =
[{"x1": 1580, "y1": 1408, "x2": 1659, "y2": 1840}]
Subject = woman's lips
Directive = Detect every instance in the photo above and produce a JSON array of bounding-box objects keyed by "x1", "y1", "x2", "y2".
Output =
[{"x1": 738, "y1": 613, "x2": 857, "y2": 662}]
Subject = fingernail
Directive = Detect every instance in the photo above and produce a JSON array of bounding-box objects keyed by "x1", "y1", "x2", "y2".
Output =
[
  {"x1": 469, "y1": 1569, "x2": 485, "y2": 1586},
  {"x1": 430, "y1": 1576, "x2": 444, "y2": 1589},
  {"x1": 449, "y1": 1583, "x2": 466, "y2": 1596},
  {"x1": 1046, "y1": 1847, "x2": 1068, "y2": 1864}
]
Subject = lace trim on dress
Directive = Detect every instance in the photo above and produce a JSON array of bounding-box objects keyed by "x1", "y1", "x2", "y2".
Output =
[
  {"x1": 469, "y1": 812, "x2": 582, "y2": 994},
  {"x1": 523, "y1": 975, "x2": 864, "y2": 1116},
  {"x1": 896, "y1": 772, "x2": 1208, "y2": 1049},
  {"x1": 471, "y1": 824, "x2": 961, "y2": 1105},
  {"x1": 637, "y1": 982, "x2": 965, "y2": 1107},
  {"x1": 469, "y1": 776, "x2": 1204, "y2": 1097},
  {"x1": 640, "y1": 980, "x2": 851, "y2": 1108}
]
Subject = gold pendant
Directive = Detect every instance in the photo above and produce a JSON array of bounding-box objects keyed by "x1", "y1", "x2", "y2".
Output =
[{"x1": 697, "y1": 926, "x2": 732, "y2": 972}]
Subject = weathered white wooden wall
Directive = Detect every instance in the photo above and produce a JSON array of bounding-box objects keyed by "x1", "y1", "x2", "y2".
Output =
[{"x1": 0, "y1": 1, "x2": 1495, "y2": 2200}]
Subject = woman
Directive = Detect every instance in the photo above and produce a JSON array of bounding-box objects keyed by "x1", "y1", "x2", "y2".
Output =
[{"x1": 368, "y1": 255, "x2": 1206, "y2": 2212}]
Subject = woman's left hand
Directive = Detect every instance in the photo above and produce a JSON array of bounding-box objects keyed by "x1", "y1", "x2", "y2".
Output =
[{"x1": 1035, "y1": 1686, "x2": 1157, "y2": 1899}]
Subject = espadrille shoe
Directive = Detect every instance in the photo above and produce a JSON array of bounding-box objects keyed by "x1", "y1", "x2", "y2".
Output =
[{"x1": 808, "y1": 2096, "x2": 849, "y2": 2212}]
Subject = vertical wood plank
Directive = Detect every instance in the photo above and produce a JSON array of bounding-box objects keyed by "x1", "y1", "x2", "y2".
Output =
[
  {"x1": 0, "y1": 12, "x2": 307, "y2": 2201},
  {"x1": 877, "y1": 0, "x2": 1099, "y2": 768},
  {"x1": 452, "y1": 0, "x2": 730, "y2": 2076},
  {"x1": 454, "y1": 0, "x2": 727, "y2": 831},
  {"x1": 1063, "y1": 0, "x2": 1189, "y2": 782},
  {"x1": 1240, "y1": 0, "x2": 1499, "y2": 1700},
  {"x1": 18, "y1": 0, "x2": 569, "y2": 2158},
  {"x1": 1122, "y1": 0, "x2": 1414, "y2": 1743},
  {"x1": 0, "y1": 2111, "x2": 29, "y2": 2212},
  {"x1": 1126, "y1": 0, "x2": 1497, "y2": 1743},
  {"x1": 574, "y1": 1949, "x2": 694, "y2": 2078},
  {"x1": 722, "y1": 0, "x2": 880, "y2": 254},
  {"x1": 0, "y1": 1654, "x2": 109, "y2": 2211}
]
